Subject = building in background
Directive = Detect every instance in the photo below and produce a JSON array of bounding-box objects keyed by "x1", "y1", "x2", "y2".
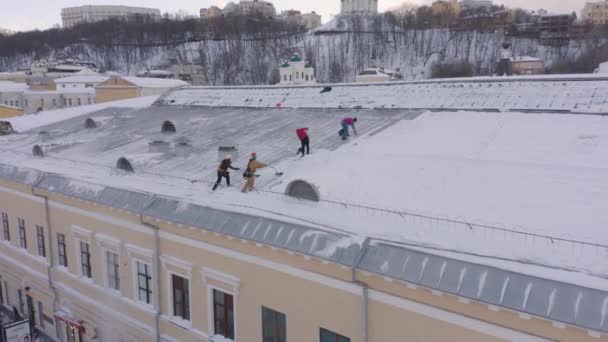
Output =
[
  {"x1": 432, "y1": 0, "x2": 462, "y2": 26},
  {"x1": 61, "y1": 5, "x2": 162, "y2": 28},
  {"x1": 459, "y1": 0, "x2": 493, "y2": 11},
  {"x1": 0, "y1": 103, "x2": 23, "y2": 118},
  {"x1": 0, "y1": 28, "x2": 14, "y2": 36},
  {"x1": 95, "y1": 76, "x2": 187, "y2": 103},
  {"x1": 582, "y1": 1, "x2": 608, "y2": 25},
  {"x1": 279, "y1": 55, "x2": 315, "y2": 85},
  {"x1": 0, "y1": 76, "x2": 97, "y2": 114},
  {"x1": 171, "y1": 64, "x2": 206, "y2": 86},
  {"x1": 279, "y1": 10, "x2": 322, "y2": 29},
  {"x1": 510, "y1": 56, "x2": 545, "y2": 75},
  {"x1": 55, "y1": 74, "x2": 110, "y2": 90},
  {"x1": 341, "y1": 0, "x2": 378, "y2": 14},
  {"x1": 539, "y1": 14, "x2": 574, "y2": 44},
  {"x1": 200, "y1": 6, "x2": 222, "y2": 19},
  {"x1": 223, "y1": 0, "x2": 276, "y2": 17}
]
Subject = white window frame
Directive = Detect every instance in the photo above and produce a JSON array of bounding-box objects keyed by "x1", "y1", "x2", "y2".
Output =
[
  {"x1": 203, "y1": 267, "x2": 240, "y2": 341},
  {"x1": 97, "y1": 233, "x2": 121, "y2": 294},
  {"x1": 104, "y1": 249, "x2": 120, "y2": 292},
  {"x1": 72, "y1": 226, "x2": 93, "y2": 280},
  {"x1": 161, "y1": 255, "x2": 192, "y2": 328},
  {"x1": 133, "y1": 259, "x2": 154, "y2": 307},
  {"x1": 126, "y1": 244, "x2": 154, "y2": 308}
]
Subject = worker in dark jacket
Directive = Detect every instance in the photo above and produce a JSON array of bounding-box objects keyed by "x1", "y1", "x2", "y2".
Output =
[
  {"x1": 296, "y1": 127, "x2": 310, "y2": 157},
  {"x1": 213, "y1": 155, "x2": 239, "y2": 191}
]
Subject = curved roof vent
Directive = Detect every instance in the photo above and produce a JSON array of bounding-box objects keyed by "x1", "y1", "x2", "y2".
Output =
[
  {"x1": 161, "y1": 120, "x2": 176, "y2": 134},
  {"x1": 39, "y1": 131, "x2": 50, "y2": 142},
  {"x1": 285, "y1": 179, "x2": 320, "y2": 202},
  {"x1": 84, "y1": 118, "x2": 97, "y2": 129},
  {"x1": 0, "y1": 121, "x2": 14, "y2": 135},
  {"x1": 116, "y1": 157, "x2": 134, "y2": 172},
  {"x1": 32, "y1": 145, "x2": 44, "y2": 157}
]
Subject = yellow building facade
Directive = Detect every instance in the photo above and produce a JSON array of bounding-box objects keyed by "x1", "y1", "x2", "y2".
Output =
[
  {"x1": 1, "y1": 172, "x2": 607, "y2": 342},
  {"x1": 0, "y1": 104, "x2": 24, "y2": 118}
]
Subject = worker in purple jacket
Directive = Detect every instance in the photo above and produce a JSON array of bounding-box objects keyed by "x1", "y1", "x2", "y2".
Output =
[{"x1": 340, "y1": 117, "x2": 358, "y2": 140}]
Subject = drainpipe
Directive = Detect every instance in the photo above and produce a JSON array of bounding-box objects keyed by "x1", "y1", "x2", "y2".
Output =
[
  {"x1": 351, "y1": 237, "x2": 371, "y2": 342},
  {"x1": 140, "y1": 216, "x2": 162, "y2": 342},
  {"x1": 31, "y1": 178, "x2": 60, "y2": 339}
]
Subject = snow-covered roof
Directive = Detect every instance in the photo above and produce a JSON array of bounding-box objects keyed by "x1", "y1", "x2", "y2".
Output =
[
  {"x1": 0, "y1": 103, "x2": 607, "y2": 333},
  {"x1": 159, "y1": 76, "x2": 608, "y2": 114},
  {"x1": 58, "y1": 88, "x2": 96, "y2": 94},
  {"x1": 0, "y1": 81, "x2": 29, "y2": 92},
  {"x1": 121, "y1": 77, "x2": 188, "y2": 88},
  {"x1": 55, "y1": 75, "x2": 110, "y2": 84},
  {"x1": 0, "y1": 103, "x2": 21, "y2": 110},
  {"x1": 4, "y1": 96, "x2": 158, "y2": 131},
  {"x1": 511, "y1": 56, "x2": 543, "y2": 62}
]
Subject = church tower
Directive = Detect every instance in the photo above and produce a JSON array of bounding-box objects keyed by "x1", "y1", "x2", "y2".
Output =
[{"x1": 340, "y1": 0, "x2": 378, "y2": 14}]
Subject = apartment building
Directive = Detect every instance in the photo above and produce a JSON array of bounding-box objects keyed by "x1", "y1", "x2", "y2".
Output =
[
  {"x1": 223, "y1": 0, "x2": 276, "y2": 18},
  {"x1": 61, "y1": 5, "x2": 162, "y2": 28},
  {"x1": 582, "y1": 1, "x2": 608, "y2": 25},
  {"x1": 0, "y1": 98, "x2": 606, "y2": 342}
]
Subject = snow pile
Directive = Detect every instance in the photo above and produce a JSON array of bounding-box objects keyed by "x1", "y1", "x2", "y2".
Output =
[
  {"x1": 161, "y1": 78, "x2": 608, "y2": 113},
  {"x1": 5, "y1": 96, "x2": 159, "y2": 132},
  {"x1": 269, "y1": 111, "x2": 608, "y2": 277},
  {"x1": 274, "y1": 111, "x2": 608, "y2": 240}
]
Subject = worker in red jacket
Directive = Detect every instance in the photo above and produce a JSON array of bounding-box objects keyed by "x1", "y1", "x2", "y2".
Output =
[{"x1": 296, "y1": 127, "x2": 310, "y2": 157}]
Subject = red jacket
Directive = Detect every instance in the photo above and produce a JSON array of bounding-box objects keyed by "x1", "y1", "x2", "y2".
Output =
[{"x1": 296, "y1": 128, "x2": 309, "y2": 140}]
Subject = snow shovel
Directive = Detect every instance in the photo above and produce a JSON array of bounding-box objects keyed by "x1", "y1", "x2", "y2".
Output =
[{"x1": 270, "y1": 167, "x2": 284, "y2": 176}]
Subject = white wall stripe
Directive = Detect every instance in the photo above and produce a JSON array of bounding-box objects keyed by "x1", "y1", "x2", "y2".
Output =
[
  {"x1": 368, "y1": 290, "x2": 552, "y2": 342},
  {"x1": 0, "y1": 185, "x2": 44, "y2": 203},
  {"x1": 48, "y1": 200, "x2": 153, "y2": 235}
]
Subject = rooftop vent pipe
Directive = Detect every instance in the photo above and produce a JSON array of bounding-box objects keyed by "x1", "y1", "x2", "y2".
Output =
[
  {"x1": 148, "y1": 140, "x2": 170, "y2": 153},
  {"x1": 39, "y1": 131, "x2": 50, "y2": 142},
  {"x1": 174, "y1": 137, "x2": 193, "y2": 158},
  {"x1": 218, "y1": 138, "x2": 237, "y2": 162}
]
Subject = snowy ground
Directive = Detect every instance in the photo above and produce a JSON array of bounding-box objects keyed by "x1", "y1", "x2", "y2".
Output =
[{"x1": 1, "y1": 103, "x2": 607, "y2": 290}]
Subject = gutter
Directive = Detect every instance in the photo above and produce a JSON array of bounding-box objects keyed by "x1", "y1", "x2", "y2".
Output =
[
  {"x1": 31, "y1": 177, "x2": 60, "y2": 340},
  {"x1": 140, "y1": 215, "x2": 162, "y2": 342},
  {"x1": 351, "y1": 237, "x2": 371, "y2": 342}
]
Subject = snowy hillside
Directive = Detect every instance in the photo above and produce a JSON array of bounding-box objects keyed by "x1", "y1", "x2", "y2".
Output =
[{"x1": 0, "y1": 28, "x2": 589, "y2": 84}]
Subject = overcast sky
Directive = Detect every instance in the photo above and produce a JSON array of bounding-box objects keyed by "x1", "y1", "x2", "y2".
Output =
[{"x1": 1, "y1": 0, "x2": 589, "y2": 32}]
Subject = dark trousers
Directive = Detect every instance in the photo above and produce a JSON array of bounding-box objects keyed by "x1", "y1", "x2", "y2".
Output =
[
  {"x1": 213, "y1": 171, "x2": 230, "y2": 190},
  {"x1": 298, "y1": 137, "x2": 310, "y2": 156}
]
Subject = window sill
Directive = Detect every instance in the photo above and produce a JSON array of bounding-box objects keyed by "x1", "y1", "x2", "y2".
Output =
[{"x1": 162, "y1": 315, "x2": 192, "y2": 329}]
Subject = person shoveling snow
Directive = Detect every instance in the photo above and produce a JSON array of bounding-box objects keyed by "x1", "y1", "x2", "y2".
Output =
[
  {"x1": 339, "y1": 117, "x2": 358, "y2": 140},
  {"x1": 296, "y1": 127, "x2": 310, "y2": 157},
  {"x1": 212, "y1": 155, "x2": 240, "y2": 191},
  {"x1": 242, "y1": 152, "x2": 266, "y2": 193}
]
